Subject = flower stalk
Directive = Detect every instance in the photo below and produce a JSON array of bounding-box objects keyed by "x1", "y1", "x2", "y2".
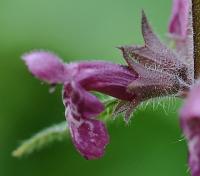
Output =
[{"x1": 192, "y1": 0, "x2": 200, "y2": 79}]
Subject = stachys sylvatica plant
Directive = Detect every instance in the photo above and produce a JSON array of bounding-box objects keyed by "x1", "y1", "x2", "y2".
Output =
[{"x1": 13, "y1": 0, "x2": 200, "y2": 175}]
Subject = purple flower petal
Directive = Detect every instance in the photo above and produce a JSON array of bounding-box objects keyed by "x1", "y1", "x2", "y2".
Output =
[
  {"x1": 69, "y1": 117, "x2": 109, "y2": 160},
  {"x1": 63, "y1": 81, "x2": 109, "y2": 159},
  {"x1": 63, "y1": 81, "x2": 104, "y2": 119},
  {"x1": 22, "y1": 51, "x2": 66, "y2": 84},
  {"x1": 180, "y1": 83, "x2": 200, "y2": 176},
  {"x1": 169, "y1": 0, "x2": 190, "y2": 39},
  {"x1": 65, "y1": 61, "x2": 138, "y2": 101}
]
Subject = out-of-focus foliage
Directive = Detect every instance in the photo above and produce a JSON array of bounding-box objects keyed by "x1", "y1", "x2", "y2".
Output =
[{"x1": 0, "y1": 0, "x2": 189, "y2": 175}]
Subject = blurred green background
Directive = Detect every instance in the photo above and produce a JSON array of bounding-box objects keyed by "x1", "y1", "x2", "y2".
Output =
[{"x1": 0, "y1": 0, "x2": 189, "y2": 175}]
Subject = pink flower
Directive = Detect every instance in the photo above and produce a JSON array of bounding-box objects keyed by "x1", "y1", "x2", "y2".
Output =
[
  {"x1": 169, "y1": 0, "x2": 190, "y2": 39},
  {"x1": 23, "y1": 53, "x2": 137, "y2": 159},
  {"x1": 180, "y1": 83, "x2": 200, "y2": 176},
  {"x1": 22, "y1": 11, "x2": 191, "y2": 159},
  {"x1": 169, "y1": 0, "x2": 200, "y2": 175},
  {"x1": 22, "y1": 1, "x2": 200, "y2": 175},
  {"x1": 61, "y1": 61, "x2": 138, "y2": 158},
  {"x1": 168, "y1": 0, "x2": 194, "y2": 66}
]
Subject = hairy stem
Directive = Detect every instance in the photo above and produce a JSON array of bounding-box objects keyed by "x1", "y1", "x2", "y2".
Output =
[
  {"x1": 12, "y1": 122, "x2": 68, "y2": 157},
  {"x1": 192, "y1": 0, "x2": 200, "y2": 79}
]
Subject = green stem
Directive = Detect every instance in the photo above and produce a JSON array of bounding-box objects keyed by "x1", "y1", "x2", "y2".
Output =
[
  {"x1": 12, "y1": 122, "x2": 68, "y2": 157},
  {"x1": 192, "y1": 0, "x2": 200, "y2": 79}
]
